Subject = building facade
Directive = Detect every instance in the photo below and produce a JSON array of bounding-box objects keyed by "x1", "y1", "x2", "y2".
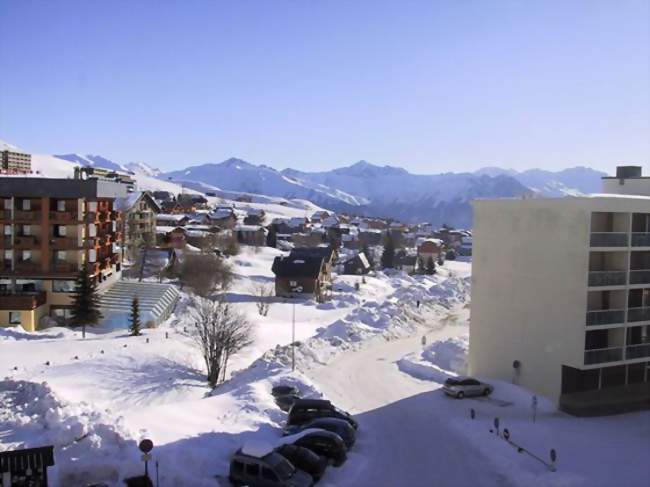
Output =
[
  {"x1": 469, "y1": 192, "x2": 650, "y2": 415},
  {"x1": 116, "y1": 191, "x2": 160, "y2": 258},
  {"x1": 1, "y1": 150, "x2": 32, "y2": 174},
  {"x1": 0, "y1": 178, "x2": 127, "y2": 331}
]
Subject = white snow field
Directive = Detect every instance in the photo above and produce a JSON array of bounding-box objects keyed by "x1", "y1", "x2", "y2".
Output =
[{"x1": 1, "y1": 256, "x2": 648, "y2": 486}]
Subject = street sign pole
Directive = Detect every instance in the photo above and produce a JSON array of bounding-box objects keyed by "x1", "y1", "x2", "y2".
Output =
[{"x1": 292, "y1": 302, "x2": 296, "y2": 371}]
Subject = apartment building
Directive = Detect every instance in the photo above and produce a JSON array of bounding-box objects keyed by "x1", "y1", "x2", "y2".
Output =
[
  {"x1": 0, "y1": 178, "x2": 127, "y2": 331},
  {"x1": 1, "y1": 150, "x2": 32, "y2": 174},
  {"x1": 469, "y1": 172, "x2": 650, "y2": 415},
  {"x1": 602, "y1": 165, "x2": 650, "y2": 197}
]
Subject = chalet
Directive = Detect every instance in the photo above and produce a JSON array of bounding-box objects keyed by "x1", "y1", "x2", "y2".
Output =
[
  {"x1": 160, "y1": 200, "x2": 182, "y2": 213},
  {"x1": 156, "y1": 226, "x2": 187, "y2": 249},
  {"x1": 417, "y1": 238, "x2": 444, "y2": 263},
  {"x1": 243, "y1": 208, "x2": 266, "y2": 225},
  {"x1": 292, "y1": 230, "x2": 326, "y2": 248},
  {"x1": 290, "y1": 246, "x2": 337, "y2": 282},
  {"x1": 359, "y1": 228, "x2": 383, "y2": 246},
  {"x1": 208, "y1": 207, "x2": 238, "y2": 229},
  {"x1": 234, "y1": 224, "x2": 267, "y2": 246},
  {"x1": 115, "y1": 191, "x2": 161, "y2": 249},
  {"x1": 177, "y1": 193, "x2": 209, "y2": 211},
  {"x1": 310, "y1": 210, "x2": 331, "y2": 223},
  {"x1": 272, "y1": 217, "x2": 308, "y2": 234},
  {"x1": 341, "y1": 232, "x2": 360, "y2": 250},
  {"x1": 152, "y1": 190, "x2": 174, "y2": 202},
  {"x1": 156, "y1": 213, "x2": 190, "y2": 227},
  {"x1": 272, "y1": 254, "x2": 329, "y2": 301},
  {"x1": 342, "y1": 252, "x2": 371, "y2": 275}
]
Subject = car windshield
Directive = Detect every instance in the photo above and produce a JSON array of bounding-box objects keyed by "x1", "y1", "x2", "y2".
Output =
[{"x1": 445, "y1": 378, "x2": 461, "y2": 386}]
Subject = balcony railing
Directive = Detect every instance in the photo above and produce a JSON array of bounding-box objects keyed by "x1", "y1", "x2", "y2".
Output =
[
  {"x1": 588, "y1": 270, "x2": 627, "y2": 287},
  {"x1": 50, "y1": 237, "x2": 81, "y2": 249},
  {"x1": 51, "y1": 262, "x2": 79, "y2": 274},
  {"x1": 626, "y1": 343, "x2": 650, "y2": 360},
  {"x1": 13, "y1": 262, "x2": 42, "y2": 273},
  {"x1": 585, "y1": 309, "x2": 625, "y2": 326},
  {"x1": 632, "y1": 233, "x2": 650, "y2": 247},
  {"x1": 584, "y1": 347, "x2": 623, "y2": 365},
  {"x1": 590, "y1": 232, "x2": 628, "y2": 247},
  {"x1": 13, "y1": 210, "x2": 39, "y2": 221},
  {"x1": 627, "y1": 306, "x2": 650, "y2": 323},
  {"x1": 629, "y1": 269, "x2": 650, "y2": 285},
  {"x1": 14, "y1": 236, "x2": 39, "y2": 249},
  {"x1": 49, "y1": 211, "x2": 78, "y2": 222},
  {"x1": 0, "y1": 291, "x2": 47, "y2": 310},
  {"x1": 0, "y1": 210, "x2": 11, "y2": 220}
]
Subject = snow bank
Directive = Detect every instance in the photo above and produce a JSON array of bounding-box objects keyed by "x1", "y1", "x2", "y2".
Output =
[
  {"x1": 0, "y1": 380, "x2": 140, "y2": 486},
  {"x1": 397, "y1": 333, "x2": 468, "y2": 383}
]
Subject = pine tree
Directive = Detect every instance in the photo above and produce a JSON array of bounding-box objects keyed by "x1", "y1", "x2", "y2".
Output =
[
  {"x1": 266, "y1": 224, "x2": 277, "y2": 248},
  {"x1": 381, "y1": 235, "x2": 396, "y2": 269},
  {"x1": 129, "y1": 296, "x2": 141, "y2": 336},
  {"x1": 426, "y1": 256, "x2": 436, "y2": 275},
  {"x1": 70, "y1": 263, "x2": 103, "y2": 339}
]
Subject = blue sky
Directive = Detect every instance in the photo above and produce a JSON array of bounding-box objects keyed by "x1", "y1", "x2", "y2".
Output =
[{"x1": 0, "y1": 0, "x2": 648, "y2": 174}]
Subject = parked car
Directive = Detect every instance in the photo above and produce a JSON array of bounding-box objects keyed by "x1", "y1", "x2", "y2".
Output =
[
  {"x1": 281, "y1": 429, "x2": 348, "y2": 467},
  {"x1": 275, "y1": 444, "x2": 328, "y2": 482},
  {"x1": 230, "y1": 442, "x2": 313, "y2": 487},
  {"x1": 287, "y1": 399, "x2": 358, "y2": 430},
  {"x1": 443, "y1": 377, "x2": 493, "y2": 399},
  {"x1": 284, "y1": 418, "x2": 356, "y2": 448},
  {"x1": 272, "y1": 385, "x2": 300, "y2": 397},
  {"x1": 275, "y1": 394, "x2": 301, "y2": 412}
]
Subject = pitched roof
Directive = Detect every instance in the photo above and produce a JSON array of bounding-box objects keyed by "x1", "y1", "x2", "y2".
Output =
[
  {"x1": 272, "y1": 255, "x2": 324, "y2": 278},
  {"x1": 290, "y1": 246, "x2": 334, "y2": 262}
]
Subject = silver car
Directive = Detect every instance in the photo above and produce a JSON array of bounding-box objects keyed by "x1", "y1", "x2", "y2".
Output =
[{"x1": 443, "y1": 376, "x2": 493, "y2": 398}]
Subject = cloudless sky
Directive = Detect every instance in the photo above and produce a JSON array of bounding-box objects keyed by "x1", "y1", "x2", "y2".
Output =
[{"x1": 0, "y1": 0, "x2": 648, "y2": 174}]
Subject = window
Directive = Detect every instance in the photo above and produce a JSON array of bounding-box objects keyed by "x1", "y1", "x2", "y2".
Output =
[
  {"x1": 53, "y1": 280, "x2": 75, "y2": 293},
  {"x1": 261, "y1": 468, "x2": 278, "y2": 481},
  {"x1": 245, "y1": 463, "x2": 260, "y2": 476},
  {"x1": 231, "y1": 461, "x2": 244, "y2": 474},
  {"x1": 3, "y1": 199, "x2": 10, "y2": 210},
  {"x1": 22, "y1": 199, "x2": 30, "y2": 210},
  {"x1": 57, "y1": 200, "x2": 66, "y2": 212},
  {"x1": 56, "y1": 251, "x2": 66, "y2": 262},
  {"x1": 22, "y1": 250, "x2": 31, "y2": 262},
  {"x1": 57, "y1": 225, "x2": 67, "y2": 237},
  {"x1": 289, "y1": 280, "x2": 297, "y2": 287},
  {"x1": 9, "y1": 312, "x2": 21, "y2": 325},
  {"x1": 3, "y1": 225, "x2": 11, "y2": 236},
  {"x1": 22, "y1": 225, "x2": 31, "y2": 236}
]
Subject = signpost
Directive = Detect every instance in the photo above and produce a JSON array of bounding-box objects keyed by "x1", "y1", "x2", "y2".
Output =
[{"x1": 139, "y1": 439, "x2": 154, "y2": 478}]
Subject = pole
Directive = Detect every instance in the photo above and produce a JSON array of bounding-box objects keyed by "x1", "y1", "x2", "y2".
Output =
[
  {"x1": 145, "y1": 458, "x2": 149, "y2": 478},
  {"x1": 292, "y1": 302, "x2": 296, "y2": 371},
  {"x1": 156, "y1": 461, "x2": 159, "y2": 487}
]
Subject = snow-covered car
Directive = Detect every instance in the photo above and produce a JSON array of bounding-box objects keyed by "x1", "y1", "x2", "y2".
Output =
[
  {"x1": 287, "y1": 399, "x2": 358, "y2": 430},
  {"x1": 279, "y1": 429, "x2": 348, "y2": 467},
  {"x1": 230, "y1": 441, "x2": 314, "y2": 487},
  {"x1": 443, "y1": 377, "x2": 493, "y2": 399},
  {"x1": 275, "y1": 393, "x2": 301, "y2": 412},
  {"x1": 284, "y1": 418, "x2": 356, "y2": 448},
  {"x1": 275, "y1": 444, "x2": 328, "y2": 482},
  {"x1": 272, "y1": 385, "x2": 300, "y2": 397}
]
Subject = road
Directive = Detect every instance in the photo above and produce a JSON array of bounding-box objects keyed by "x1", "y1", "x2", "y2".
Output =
[{"x1": 308, "y1": 329, "x2": 512, "y2": 487}]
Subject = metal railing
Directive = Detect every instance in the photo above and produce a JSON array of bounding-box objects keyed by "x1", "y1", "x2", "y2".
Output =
[
  {"x1": 629, "y1": 269, "x2": 650, "y2": 285},
  {"x1": 631, "y1": 233, "x2": 650, "y2": 247},
  {"x1": 626, "y1": 343, "x2": 650, "y2": 360},
  {"x1": 627, "y1": 306, "x2": 650, "y2": 323},
  {"x1": 588, "y1": 270, "x2": 627, "y2": 287},
  {"x1": 584, "y1": 347, "x2": 623, "y2": 365},
  {"x1": 585, "y1": 309, "x2": 625, "y2": 326},
  {"x1": 590, "y1": 232, "x2": 628, "y2": 247}
]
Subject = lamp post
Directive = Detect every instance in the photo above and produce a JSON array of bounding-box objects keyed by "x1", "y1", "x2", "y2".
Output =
[{"x1": 292, "y1": 301, "x2": 296, "y2": 371}]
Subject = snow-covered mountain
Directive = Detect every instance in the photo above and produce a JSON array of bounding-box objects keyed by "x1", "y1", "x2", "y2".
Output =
[
  {"x1": 124, "y1": 161, "x2": 162, "y2": 177},
  {"x1": 56, "y1": 153, "x2": 128, "y2": 173},
  {"x1": 476, "y1": 166, "x2": 606, "y2": 197}
]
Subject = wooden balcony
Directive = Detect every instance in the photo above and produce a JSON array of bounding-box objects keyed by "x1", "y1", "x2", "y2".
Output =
[
  {"x1": 0, "y1": 291, "x2": 47, "y2": 310},
  {"x1": 13, "y1": 262, "x2": 43, "y2": 274},
  {"x1": 49, "y1": 211, "x2": 79, "y2": 223},
  {"x1": 0, "y1": 236, "x2": 12, "y2": 247},
  {"x1": 50, "y1": 236, "x2": 81, "y2": 250},
  {"x1": 13, "y1": 210, "x2": 40, "y2": 222},
  {"x1": 51, "y1": 262, "x2": 79, "y2": 274},
  {"x1": 0, "y1": 210, "x2": 11, "y2": 221},
  {"x1": 14, "y1": 235, "x2": 39, "y2": 249}
]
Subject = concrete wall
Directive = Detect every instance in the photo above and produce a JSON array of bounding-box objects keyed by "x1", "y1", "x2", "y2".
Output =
[{"x1": 602, "y1": 178, "x2": 650, "y2": 197}]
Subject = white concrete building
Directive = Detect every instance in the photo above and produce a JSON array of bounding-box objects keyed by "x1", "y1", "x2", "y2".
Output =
[{"x1": 469, "y1": 167, "x2": 650, "y2": 415}]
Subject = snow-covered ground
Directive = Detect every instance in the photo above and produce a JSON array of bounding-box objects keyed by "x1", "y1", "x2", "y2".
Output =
[{"x1": 1, "y1": 256, "x2": 647, "y2": 486}]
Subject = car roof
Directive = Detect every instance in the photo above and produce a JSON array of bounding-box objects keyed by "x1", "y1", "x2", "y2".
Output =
[
  {"x1": 292, "y1": 399, "x2": 332, "y2": 408},
  {"x1": 239, "y1": 440, "x2": 274, "y2": 459},
  {"x1": 277, "y1": 428, "x2": 340, "y2": 446}
]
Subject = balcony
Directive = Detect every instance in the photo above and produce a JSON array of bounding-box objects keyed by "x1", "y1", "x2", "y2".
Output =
[
  {"x1": 0, "y1": 291, "x2": 47, "y2": 310},
  {"x1": 13, "y1": 236, "x2": 39, "y2": 249},
  {"x1": 584, "y1": 347, "x2": 624, "y2": 365},
  {"x1": 0, "y1": 236, "x2": 10, "y2": 247},
  {"x1": 629, "y1": 270, "x2": 650, "y2": 285},
  {"x1": 50, "y1": 237, "x2": 81, "y2": 250},
  {"x1": 51, "y1": 262, "x2": 79, "y2": 274},
  {"x1": 13, "y1": 210, "x2": 40, "y2": 221},
  {"x1": 49, "y1": 211, "x2": 78, "y2": 223},
  {"x1": 586, "y1": 309, "x2": 625, "y2": 327},
  {"x1": 588, "y1": 270, "x2": 627, "y2": 287},
  {"x1": 590, "y1": 232, "x2": 628, "y2": 247},
  {"x1": 626, "y1": 343, "x2": 650, "y2": 360},
  {"x1": 627, "y1": 307, "x2": 650, "y2": 323},
  {"x1": 632, "y1": 233, "x2": 650, "y2": 247},
  {"x1": 13, "y1": 262, "x2": 43, "y2": 274},
  {"x1": 0, "y1": 210, "x2": 11, "y2": 221}
]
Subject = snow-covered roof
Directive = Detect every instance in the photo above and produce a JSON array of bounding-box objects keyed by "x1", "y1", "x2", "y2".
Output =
[
  {"x1": 240, "y1": 441, "x2": 274, "y2": 459},
  {"x1": 234, "y1": 224, "x2": 266, "y2": 233},
  {"x1": 210, "y1": 208, "x2": 235, "y2": 220},
  {"x1": 156, "y1": 213, "x2": 188, "y2": 222}
]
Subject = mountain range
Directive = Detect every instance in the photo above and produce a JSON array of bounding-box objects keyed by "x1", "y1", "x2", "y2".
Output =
[{"x1": 1, "y1": 139, "x2": 608, "y2": 227}]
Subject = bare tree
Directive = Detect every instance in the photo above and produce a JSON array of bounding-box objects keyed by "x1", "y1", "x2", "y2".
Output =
[
  {"x1": 251, "y1": 282, "x2": 274, "y2": 316},
  {"x1": 190, "y1": 297, "x2": 253, "y2": 387},
  {"x1": 178, "y1": 253, "x2": 234, "y2": 297}
]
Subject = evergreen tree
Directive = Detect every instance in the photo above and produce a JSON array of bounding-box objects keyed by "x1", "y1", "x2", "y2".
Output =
[
  {"x1": 266, "y1": 224, "x2": 277, "y2": 248},
  {"x1": 70, "y1": 263, "x2": 103, "y2": 339},
  {"x1": 381, "y1": 235, "x2": 396, "y2": 269},
  {"x1": 129, "y1": 296, "x2": 141, "y2": 336},
  {"x1": 426, "y1": 256, "x2": 436, "y2": 275}
]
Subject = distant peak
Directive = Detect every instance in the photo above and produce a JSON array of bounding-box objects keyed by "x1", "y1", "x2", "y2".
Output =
[{"x1": 335, "y1": 160, "x2": 409, "y2": 177}]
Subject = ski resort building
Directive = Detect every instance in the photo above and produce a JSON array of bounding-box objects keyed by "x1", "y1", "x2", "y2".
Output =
[
  {"x1": 470, "y1": 167, "x2": 650, "y2": 415},
  {"x1": 0, "y1": 177, "x2": 127, "y2": 331}
]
